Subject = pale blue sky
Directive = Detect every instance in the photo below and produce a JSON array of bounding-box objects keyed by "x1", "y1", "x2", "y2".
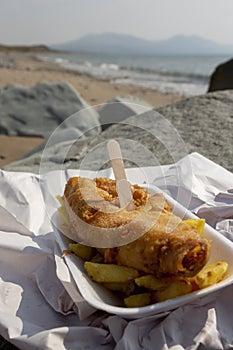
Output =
[{"x1": 1, "y1": 0, "x2": 233, "y2": 45}]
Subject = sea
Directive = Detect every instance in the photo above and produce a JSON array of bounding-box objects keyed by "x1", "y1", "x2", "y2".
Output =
[{"x1": 39, "y1": 52, "x2": 232, "y2": 97}]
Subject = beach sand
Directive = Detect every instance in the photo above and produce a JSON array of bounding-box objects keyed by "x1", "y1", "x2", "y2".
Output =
[
  {"x1": 0, "y1": 51, "x2": 183, "y2": 167},
  {"x1": 0, "y1": 135, "x2": 44, "y2": 167}
]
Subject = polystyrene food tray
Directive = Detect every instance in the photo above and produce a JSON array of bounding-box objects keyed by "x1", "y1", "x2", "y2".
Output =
[{"x1": 52, "y1": 184, "x2": 233, "y2": 318}]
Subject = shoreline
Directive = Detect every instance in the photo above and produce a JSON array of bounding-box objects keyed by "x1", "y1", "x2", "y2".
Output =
[
  {"x1": 0, "y1": 50, "x2": 183, "y2": 167},
  {"x1": 0, "y1": 51, "x2": 183, "y2": 106}
]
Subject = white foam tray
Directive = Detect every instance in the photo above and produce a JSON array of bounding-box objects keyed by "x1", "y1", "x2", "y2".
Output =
[{"x1": 52, "y1": 184, "x2": 233, "y2": 319}]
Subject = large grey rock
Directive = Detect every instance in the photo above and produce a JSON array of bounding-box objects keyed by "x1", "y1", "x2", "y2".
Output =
[
  {"x1": 157, "y1": 90, "x2": 233, "y2": 171},
  {"x1": 4, "y1": 90, "x2": 233, "y2": 173},
  {"x1": 208, "y1": 58, "x2": 233, "y2": 92},
  {"x1": 0, "y1": 82, "x2": 101, "y2": 138},
  {"x1": 98, "y1": 95, "x2": 152, "y2": 130}
]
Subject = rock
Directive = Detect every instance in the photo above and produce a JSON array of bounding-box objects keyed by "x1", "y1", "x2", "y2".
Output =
[
  {"x1": 208, "y1": 58, "x2": 233, "y2": 92},
  {"x1": 98, "y1": 95, "x2": 152, "y2": 130},
  {"x1": 0, "y1": 82, "x2": 101, "y2": 138},
  {"x1": 157, "y1": 90, "x2": 233, "y2": 172},
  {"x1": 4, "y1": 90, "x2": 233, "y2": 174},
  {"x1": 22, "y1": 127, "x2": 86, "y2": 159}
]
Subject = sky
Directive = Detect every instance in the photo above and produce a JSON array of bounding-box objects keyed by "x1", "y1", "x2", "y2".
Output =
[{"x1": 1, "y1": 0, "x2": 233, "y2": 46}]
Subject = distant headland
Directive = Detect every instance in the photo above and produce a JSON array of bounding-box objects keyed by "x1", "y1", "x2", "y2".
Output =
[{"x1": 0, "y1": 44, "x2": 55, "y2": 53}]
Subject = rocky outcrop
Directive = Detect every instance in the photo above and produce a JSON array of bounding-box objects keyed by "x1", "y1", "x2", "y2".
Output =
[
  {"x1": 4, "y1": 90, "x2": 233, "y2": 174},
  {"x1": 0, "y1": 82, "x2": 101, "y2": 138},
  {"x1": 98, "y1": 95, "x2": 152, "y2": 130},
  {"x1": 208, "y1": 58, "x2": 233, "y2": 92}
]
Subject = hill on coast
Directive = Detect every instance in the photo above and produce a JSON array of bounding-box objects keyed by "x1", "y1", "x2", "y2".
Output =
[{"x1": 52, "y1": 32, "x2": 233, "y2": 55}]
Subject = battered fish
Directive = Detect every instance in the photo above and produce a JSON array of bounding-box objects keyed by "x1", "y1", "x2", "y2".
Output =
[{"x1": 63, "y1": 177, "x2": 210, "y2": 278}]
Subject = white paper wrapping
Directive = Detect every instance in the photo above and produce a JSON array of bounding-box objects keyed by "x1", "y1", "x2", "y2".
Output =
[{"x1": 0, "y1": 152, "x2": 233, "y2": 350}]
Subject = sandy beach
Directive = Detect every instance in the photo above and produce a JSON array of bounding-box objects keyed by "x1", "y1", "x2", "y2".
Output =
[
  {"x1": 0, "y1": 51, "x2": 183, "y2": 106},
  {"x1": 0, "y1": 50, "x2": 183, "y2": 167},
  {"x1": 0, "y1": 135, "x2": 44, "y2": 167}
]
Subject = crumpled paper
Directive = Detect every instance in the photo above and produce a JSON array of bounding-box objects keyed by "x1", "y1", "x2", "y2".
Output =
[{"x1": 0, "y1": 152, "x2": 233, "y2": 350}]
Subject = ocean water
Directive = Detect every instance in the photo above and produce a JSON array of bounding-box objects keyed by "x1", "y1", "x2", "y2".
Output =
[{"x1": 39, "y1": 52, "x2": 231, "y2": 96}]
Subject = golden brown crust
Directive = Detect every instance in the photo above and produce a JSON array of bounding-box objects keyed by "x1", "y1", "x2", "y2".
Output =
[
  {"x1": 64, "y1": 176, "x2": 170, "y2": 226},
  {"x1": 63, "y1": 177, "x2": 210, "y2": 277}
]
